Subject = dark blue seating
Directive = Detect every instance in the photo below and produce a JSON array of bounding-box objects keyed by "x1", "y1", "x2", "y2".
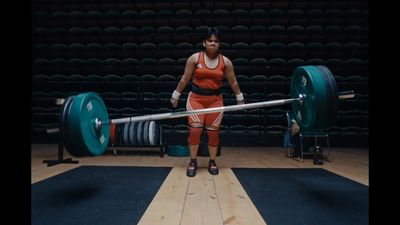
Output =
[{"x1": 31, "y1": 0, "x2": 369, "y2": 146}]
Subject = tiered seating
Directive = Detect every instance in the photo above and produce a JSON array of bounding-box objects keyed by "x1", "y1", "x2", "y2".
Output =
[{"x1": 32, "y1": 0, "x2": 369, "y2": 147}]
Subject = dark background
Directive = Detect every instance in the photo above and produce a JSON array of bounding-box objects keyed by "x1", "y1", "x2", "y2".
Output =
[{"x1": 31, "y1": 0, "x2": 369, "y2": 147}]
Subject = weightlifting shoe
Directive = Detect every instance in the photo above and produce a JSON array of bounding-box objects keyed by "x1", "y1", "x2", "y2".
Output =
[
  {"x1": 186, "y1": 162, "x2": 197, "y2": 177},
  {"x1": 208, "y1": 162, "x2": 219, "y2": 175}
]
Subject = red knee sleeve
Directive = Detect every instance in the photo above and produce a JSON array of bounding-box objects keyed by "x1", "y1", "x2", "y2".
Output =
[
  {"x1": 187, "y1": 127, "x2": 203, "y2": 145},
  {"x1": 207, "y1": 130, "x2": 219, "y2": 147}
]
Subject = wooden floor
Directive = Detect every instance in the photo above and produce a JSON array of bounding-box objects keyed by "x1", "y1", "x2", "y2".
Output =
[{"x1": 32, "y1": 144, "x2": 368, "y2": 225}]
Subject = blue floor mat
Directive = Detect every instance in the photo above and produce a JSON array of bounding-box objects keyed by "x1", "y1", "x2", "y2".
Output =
[
  {"x1": 232, "y1": 168, "x2": 368, "y2": 225},
  {"x1": 32, "y1": 166, "x2": 171, "y2": 225}
]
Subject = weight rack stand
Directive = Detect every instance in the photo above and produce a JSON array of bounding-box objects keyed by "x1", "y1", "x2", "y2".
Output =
[
  {"x1": 43, "y1": 128, "x2": 79, "y2": 167},
  {"x1": 42, "y1": 98, "x2": 79, "y2": 167},
  {"x1": 104, "y1": 125, "x2": 166, "y2": 157}
]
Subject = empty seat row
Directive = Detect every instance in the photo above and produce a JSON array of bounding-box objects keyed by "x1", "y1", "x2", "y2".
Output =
[
  {"x1": 33, "y1": 25, "x2": 367, "y2": 35},
  {"x1": 33, "y1": 41, "x2": 367, "y2": 50},
  {"x1": 334, "y1": 75, "x2": 369, "y2": 82},
  {"x1": 33, "y1": 42, "x2": 368, "y2": 59},
  {"x1": 32, "y1": 68, "x2": 368, "y2": 81},
  {"x1": 31, "y1": 57, "x2": 368, "y2": 74},
  {"x1": 33, "y1": 32, "x2": 368, "y2": 45},
  {"x1": 33, "y1": 74, "x2": 277, "y2": 82},
  {"x1": 32, "y1": 67, "x2": 368, "y2": 80},
  {"x1": 32, "y1": 57, "x2": 368, "y2": 65},
  {"x1": 33, "y1": 8, "x2": 368, "y2": 20},
  {"x1": 32, "y1": 1, "x2": 368, "y2": 12},
  {"x1": 34, "y1": 18, "x2": 368, "y2": 31}
]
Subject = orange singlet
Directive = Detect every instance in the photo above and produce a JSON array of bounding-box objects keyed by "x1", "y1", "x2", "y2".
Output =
[
  {"x1": 186, "y1": 52, "x2": 225, "y2": 129},
  {"x1": 193, "y1": 52, "x2": 225, "y2": 89}
]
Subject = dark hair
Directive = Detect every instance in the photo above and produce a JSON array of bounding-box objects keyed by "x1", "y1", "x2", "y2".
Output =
[{"x1": 202, "y1": 27, "x2": 220, "y2": 41}]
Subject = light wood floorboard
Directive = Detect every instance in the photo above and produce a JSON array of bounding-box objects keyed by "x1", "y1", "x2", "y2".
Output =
[
  {"x1": 31, "y1": 144, "x2": 368, "y2": 186},
  {"x1": 32, "y1": 144, "x2": 368, "y2": 225}
]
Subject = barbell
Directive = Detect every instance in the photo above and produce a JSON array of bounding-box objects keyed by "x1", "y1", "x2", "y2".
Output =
[{"x1": 58, "y1": 65, "x2": 355, "y2": 157}]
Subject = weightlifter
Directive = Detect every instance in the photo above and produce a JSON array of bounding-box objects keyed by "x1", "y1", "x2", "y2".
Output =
[{"x1": 170, "y1": 27, "x2": 244, "y2": 177}]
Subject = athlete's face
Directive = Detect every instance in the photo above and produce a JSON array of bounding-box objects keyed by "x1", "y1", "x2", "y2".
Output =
[{"x1": 203, "y1": 35, "x2": 220, "y2": 52}]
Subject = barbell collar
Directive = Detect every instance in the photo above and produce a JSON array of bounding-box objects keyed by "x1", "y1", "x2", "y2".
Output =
[
  {"x1": 338, "y1": 90, "x2": 355, "y2": 100},
  {"x1": 94, "y1": 118, "x2": 102, "y2": 131},
  {"x1": 296, "y1": 90, "x2": 354, "y2": 101},
  {"x1": 55, "y1": 98, "x2": 65, "y2": 106}
]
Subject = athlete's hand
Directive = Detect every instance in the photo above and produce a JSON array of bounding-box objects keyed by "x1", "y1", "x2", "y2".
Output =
[
  {"x1": 170, "y1": 98, "x2": 178, "y2": 108},
  {"x1": 171, "y1": 90, "x2": 180, "y2": 108}
]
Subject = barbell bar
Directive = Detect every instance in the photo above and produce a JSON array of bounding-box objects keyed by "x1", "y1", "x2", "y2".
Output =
[
  {"x1": 108, "y1": 98, "x2": 300, "y2": 125},
  {"x1": 108, "y1": 92, "x2": 352, "y2": 125},
  {"x1": 59, "y1": 65, "x2": 355, "y2": 157}
]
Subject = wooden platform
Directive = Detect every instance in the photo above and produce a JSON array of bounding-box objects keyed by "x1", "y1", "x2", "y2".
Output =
[{"x1": 31, "y1": 144, "x2": 368, "y2": 225}]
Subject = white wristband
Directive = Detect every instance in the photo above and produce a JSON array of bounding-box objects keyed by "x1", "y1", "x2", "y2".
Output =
[
  {"x1": 236, "y1": 92, "x2": 244, "y2": 102},
  {"x1": 172, "y1": 90, "x2": 181, "y2": 100}
]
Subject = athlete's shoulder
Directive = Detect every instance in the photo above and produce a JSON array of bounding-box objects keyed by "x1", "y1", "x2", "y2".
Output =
[
  {"x1": 222, "y1": 55, "x2": 232, "y2": 66},
  {"x1": 188, "y1": 52, "x2": 201, "y2": 62}
]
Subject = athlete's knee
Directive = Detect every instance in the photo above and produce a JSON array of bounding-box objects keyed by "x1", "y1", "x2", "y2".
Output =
[
  {"x1": 206, "y1": 128, "x2": 219, "y2": 147},
  {"x1": 187, "y1": 124, "x2": 203, "y2": 145}
]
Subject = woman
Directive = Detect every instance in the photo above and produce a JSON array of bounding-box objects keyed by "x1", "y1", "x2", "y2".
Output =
[{"x1": 170, "y1": 27, "x2": 244, "y2": 177}]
